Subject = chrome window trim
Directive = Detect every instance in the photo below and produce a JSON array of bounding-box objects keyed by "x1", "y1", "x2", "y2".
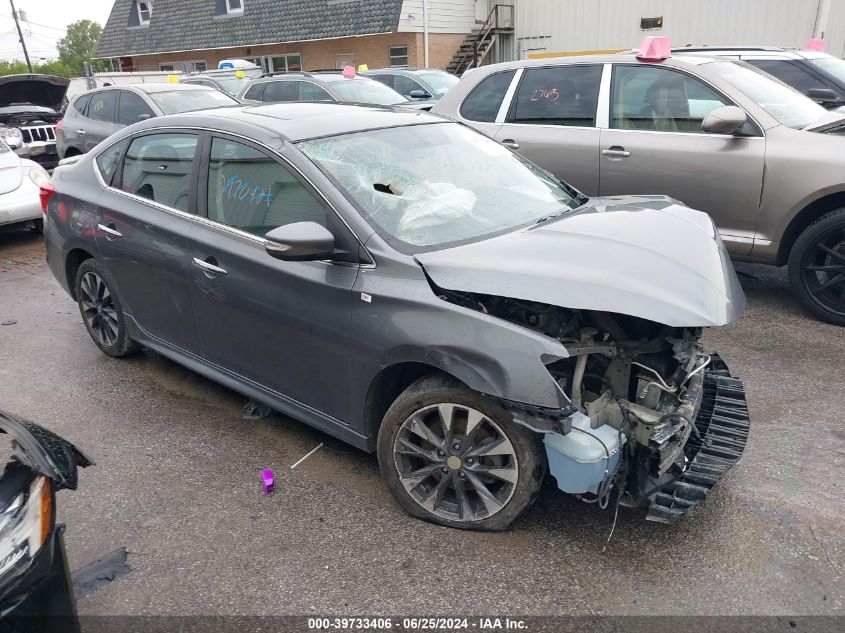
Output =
[
  {"x1": 91, "y1": 126, "x2": 376, "y2": 268},
  {"x1": 607, "y1": 62, "x2": 766, "y2": 138},
  {"x1": 494, "y1": 68, "x2": 523, "y2": 124}
]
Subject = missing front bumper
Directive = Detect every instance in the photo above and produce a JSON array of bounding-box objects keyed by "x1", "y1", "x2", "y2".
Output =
[{"x1": 643, "y1": 356, "x2": 750, "y2": 523}]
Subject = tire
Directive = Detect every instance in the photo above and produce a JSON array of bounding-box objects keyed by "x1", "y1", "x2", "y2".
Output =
[
  {"x1": 29, "y1": 219, "x2": 43, "y2": 233},
  {"x1": 788, "y1": 209, "x2": 845, "y2": 326},
  {"x1": 74, "y1": 259, "x2": 140, "y2": 357},
  {"x1": 377, "y1": 374, "x2": 546, "y2": 531}
]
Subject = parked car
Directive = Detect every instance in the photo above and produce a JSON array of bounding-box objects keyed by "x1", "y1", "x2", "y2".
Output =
[
  {"x1": 0, "y1": 409, "x2": 92, "y2": 633},
  {"x1": 0, "y1": 74, "x2": 68, "y2": 170},
  {"x1": 237, "y1": 71, "x2": 410, "y2": 106},
  {"x1": 363, "y1": 68, "x2": 459, "y2": 101},
  {"x1": 41, "y1": 103, "x2": 749, "y2": 529},
  {"x1": 432, "y1": 52, "x2": 845, "y2": 325},
  {"x1": 674, "y1": 46, "x2": 845, "y2": 110},
  {"x1": 181, "y1": 73, "x2": 254, "y2": 97},
  {"x1": 56, "y1": 84, "x2": 239, "y2": 159},
  {"x1": 0, "y1": 138, "x2": 50, "y2": 231}
]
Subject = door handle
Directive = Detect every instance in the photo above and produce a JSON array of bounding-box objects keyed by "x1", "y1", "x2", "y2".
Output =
[
  {"x1": 193, "y1": 257, "x2": 227, "y2": 276},
  {"x1": 501, "y1": 139, "x2": 520, "y2": 150},
  {"x1": 97, "y1": 223, "x2": 122, "y2": 239},
  {"x1": 602, "y1": 147, "x2": 631, "y2": 158},
  {"x1": 76, "y1": 129, "x2": 87, "y2": 135}
]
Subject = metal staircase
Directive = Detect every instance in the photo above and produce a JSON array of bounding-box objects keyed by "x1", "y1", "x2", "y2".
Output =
[{"x1": 447, "y1": 4, "x2": 514, "y2": 76}]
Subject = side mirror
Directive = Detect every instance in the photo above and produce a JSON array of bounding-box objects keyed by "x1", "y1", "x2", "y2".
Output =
[
  {"x1": 806, "y1": 88, "x2": 838, "y2": 104},
  {"x1": 409, "y1": 89, "x2": 432, "y2": 100},
  {"x1": 701, "y1": 105, "x2": 748, "y2": 135},
  {"x1": 264, "y1": 222, "x2": 335, "y2": 261},
  {"x1": 137, "y1": 114, "x2": 151, "y2": 121}
]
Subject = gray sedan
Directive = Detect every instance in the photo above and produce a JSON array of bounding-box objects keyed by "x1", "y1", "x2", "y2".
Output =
[
  {"x1": 432, "y1": 53, "x2": 845, "y2": 325},
  {"x1": 56, "y1": 83, "x2": 239, "y2": 159},
  {"x1": 41, "y1": 103, "x2": 748, "y2": 529}
]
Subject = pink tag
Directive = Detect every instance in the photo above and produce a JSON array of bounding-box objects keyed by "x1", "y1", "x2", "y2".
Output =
[
  {"x1": 342, "y1": 65, "x2": 356, "y2": 78},
  {"x1": 806, "y1": 38, "x2": 826, "y2": 52},
  {"x1": 636, "y1": 36, "x2": 672, "y2": 61}
]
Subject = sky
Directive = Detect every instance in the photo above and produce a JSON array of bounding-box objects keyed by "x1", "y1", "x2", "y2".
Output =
[{"x1": 0, "y1": 0, "x2": 116, "y2": 62}]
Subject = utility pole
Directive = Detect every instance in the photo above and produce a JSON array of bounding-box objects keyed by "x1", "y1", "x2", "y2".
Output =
[{"x1": 9, "y1": 0, "x2": 33, "y2": 72}]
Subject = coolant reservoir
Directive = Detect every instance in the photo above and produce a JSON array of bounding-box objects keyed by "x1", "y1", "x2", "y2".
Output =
[{"x1": 543, "y1": 412, "x2": 625, "y2": 494}]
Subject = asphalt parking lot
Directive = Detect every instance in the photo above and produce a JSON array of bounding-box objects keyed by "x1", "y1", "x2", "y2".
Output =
[{"x1": 0, "y1": 226, "x2": 842, "y2": 618}]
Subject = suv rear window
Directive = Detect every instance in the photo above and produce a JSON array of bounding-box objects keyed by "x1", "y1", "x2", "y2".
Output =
[{"x1": 459, "y1": 70, "x2": 515, "y2": 123}]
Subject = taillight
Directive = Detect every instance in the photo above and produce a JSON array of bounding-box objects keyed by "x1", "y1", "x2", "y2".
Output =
[
  {"x1": 39, "y1": 183, "x2": 56, "y2": 214},
  {"x1": 56, "y1": 118, "x2": 63, "y2": 133}
]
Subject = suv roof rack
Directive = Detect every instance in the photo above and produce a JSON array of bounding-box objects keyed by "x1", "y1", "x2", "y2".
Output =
[
  {"x1": 673, "y1": 46, "x2": 785, "y2": 52},
  {"x1": 260, "y1": 70, "x2": 313, "y2": 78}
]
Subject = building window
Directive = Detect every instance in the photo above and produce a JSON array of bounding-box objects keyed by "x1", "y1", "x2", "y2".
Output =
[
  {"x1": 137, "y1": 1, "x2": 152, "y2": 25},
  {"x1": 389, "y1": 45, "x2": 408, "y2": 68},
  {"x1": 227, "y1": 0, "x2": 244, "y2": 13},
  {"x1": 159, "y1": 64, "x2": 175, "y2": 72},
  {"x1": 267, "y1": 54, "x2": 302, "y2": 73}
]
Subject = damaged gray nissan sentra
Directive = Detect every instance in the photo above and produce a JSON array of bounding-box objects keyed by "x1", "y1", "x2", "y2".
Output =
[{"x1": 41, "y1": 103, "x2": 750, "y2": 530}]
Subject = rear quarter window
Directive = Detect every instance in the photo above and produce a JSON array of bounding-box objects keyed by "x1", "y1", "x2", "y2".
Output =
[
  {"x1": 459, "y1": 70, "x2": 516, "y2": 123},
  {"x1": 95, "y1": 138, "x2": 129, "y2": 186},
  {"x1": 72, "y1": 93, "x2": 92, "y2": 115}
]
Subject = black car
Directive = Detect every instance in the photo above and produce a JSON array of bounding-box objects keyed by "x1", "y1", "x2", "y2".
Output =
[{"x1": 41, "y1": 103, "x2": 748, "y2": 529}]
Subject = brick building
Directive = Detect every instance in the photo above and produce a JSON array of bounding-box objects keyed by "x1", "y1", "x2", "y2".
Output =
[{"x1": 93, "y1": 0, "x2": 484, "y2": 74}]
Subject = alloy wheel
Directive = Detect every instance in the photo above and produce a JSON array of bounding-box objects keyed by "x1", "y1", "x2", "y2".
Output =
[
  {"x1": 800, "y1": 226, "x2": 845, "y2": 318},
  {"x1": 79, "y1": 272, "x2": 119, "y2": 347},
  {"x1": 393, "y1": 403, "x2": 519, "y2": 522}
]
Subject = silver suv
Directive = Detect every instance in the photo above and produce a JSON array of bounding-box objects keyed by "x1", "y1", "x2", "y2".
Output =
[{"x1": 432, "y1": 53, "x2": 845, "y2": 325}]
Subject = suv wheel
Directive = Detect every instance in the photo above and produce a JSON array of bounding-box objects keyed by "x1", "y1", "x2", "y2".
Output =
[
  {"x1": 789, "y1": 209, "x2": 845, "y2": 326},
  {"x1": 74, "y1": 259, "x2": 140, "y2": 356},
  {"x1": 377, "y1": 374, "x2": 546, "y2": 531}
]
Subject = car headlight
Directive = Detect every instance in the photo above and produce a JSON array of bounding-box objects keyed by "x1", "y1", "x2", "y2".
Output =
[
  {"x1": 28, "y1": 168, "x2": 50, "y2": 187},
  {"x1": 0, "y1": 474, "x2": 52, "y2": 581},
  {"x1": 0, "y1": 127, "x2": 23, "y2": 141}
]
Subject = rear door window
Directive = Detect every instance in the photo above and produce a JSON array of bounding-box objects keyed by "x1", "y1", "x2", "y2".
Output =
[
  {"x1": 372, "y1": 74, "x2": 395, "y2": 89},
  {"x1": 244, "y1": 83, "x2": 265, "y2": 100},
  {"x1": 120, "y1": 133, "x2": 199, "y2": 212},
  {"x1": 262, "y1": 81, "x2": 298, "y2": 102},
  {"x1": 95, "y1": 138, "x2": 129, "y2": 186},
  {"x1": 117, "y1": 91, "x2": 155, "y2": 125},
  {"x1": 73, "y1": 93, "x2": 92, "y2": 115},
  {"x1": 459, "y1": 70, "x2": 516, "y2": 122},
  {"x1": 88, "y1": 91, "x2": 117, "y2": 122},
  {"x1": 394, "y1": 75, "x2": 425, "y2": 96},
  {"x1": 507, "y1": 65, "x2": 602, "y2": 127}
]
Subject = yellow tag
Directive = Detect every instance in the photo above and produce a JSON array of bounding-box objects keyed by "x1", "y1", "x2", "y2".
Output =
[
  {"x1": 167, "y1": 74, "x2": 178, "y2": 83},
  {"x1": 357, "y1": 64, "x2": 369, "y2": 72},
  {"x1": 235, "y1": 70, "x2": 245, "y2": 79}
]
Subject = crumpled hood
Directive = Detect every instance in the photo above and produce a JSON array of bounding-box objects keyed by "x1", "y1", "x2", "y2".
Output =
[
  {"x1": 0, "y1": 147, "x2": 23, "y2": 195},
  {"x1": 0, "y1": 74, "x2": 68, "y2": 110},
  {"x1": 0, "y1": 409, "x2": 93, "y2": 490},
  {"x1": 416, "y1": 195, "x2": 746, "y2": 327}
]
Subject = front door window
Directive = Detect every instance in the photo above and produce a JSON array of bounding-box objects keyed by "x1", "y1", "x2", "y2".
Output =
[{"x1": 610, "y1": 65, "x2": 731, "y2": 133}]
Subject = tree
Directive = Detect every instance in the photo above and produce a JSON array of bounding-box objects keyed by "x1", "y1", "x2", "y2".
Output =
[{"x1": 56, "y1": 19, "x2": 108, "y2": 75}]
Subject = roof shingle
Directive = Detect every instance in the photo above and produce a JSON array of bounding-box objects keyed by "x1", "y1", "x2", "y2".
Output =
[{"x1": 94, "y1": 0, "x2": 405, "y2": 59}]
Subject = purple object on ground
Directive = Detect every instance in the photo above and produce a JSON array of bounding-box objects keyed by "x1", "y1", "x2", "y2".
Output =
[{"x1": 262, "y1": 469, "x2": 274, "y2": 495}]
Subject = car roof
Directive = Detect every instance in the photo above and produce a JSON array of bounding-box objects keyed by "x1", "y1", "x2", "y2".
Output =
[
  {"x1": 253, "y1": 73, "x2": 370, "y2": 84},
  {"x1": 673, "y1": 46, "x2": 832, "y2": 60},
  {"x1": 142, "y1": 102, "x2": 444, "y2": 143},
  {"x1": 481, "y1": 53, "x2": 721, "y2": 70},
  {"x1": 90, "y1": 83, "x2": 217, "y2": 94}
]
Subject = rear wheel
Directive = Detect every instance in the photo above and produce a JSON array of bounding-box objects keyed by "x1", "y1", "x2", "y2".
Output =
[
  {"x1": 74, "y1": 259, "x2": 140, "y2": 357},
  {"x1": 789, "y1": 209, "x2": 845, "y2": 326},
  {"x1": 377, "y1": 374, "x2": 546, "y2": 531}
]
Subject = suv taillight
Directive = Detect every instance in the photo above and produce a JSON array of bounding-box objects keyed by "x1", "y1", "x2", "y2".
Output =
[{"x1": 39, "y1": 183, "x2": 56, "y2": 214}]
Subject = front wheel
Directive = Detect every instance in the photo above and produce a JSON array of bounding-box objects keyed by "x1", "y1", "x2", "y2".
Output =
[
  {"x1": 74, "y1": 259, "x2": 140, "y2": 357},
  {"x1": 788, "y1": 209, "x2": 845, "y2": 326},
  {"x1": 377, "y1": 374, "x2": 546, "y2": 531}
]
